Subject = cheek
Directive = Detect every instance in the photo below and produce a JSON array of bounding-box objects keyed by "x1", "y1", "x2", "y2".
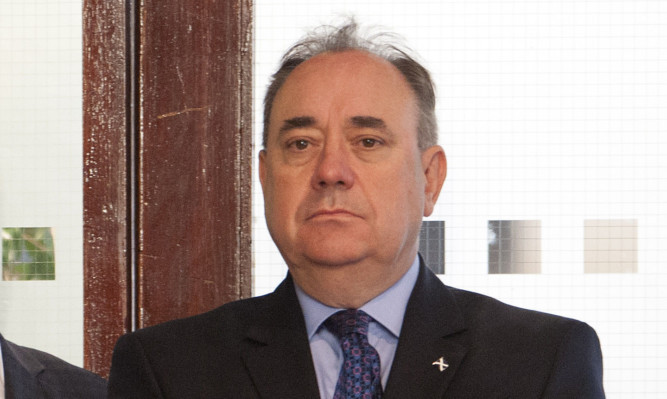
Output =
[
  {"x1": 392, "y1": 160, "x2": 427, "y2": 214},
  {"x1": 263, "y1": 171, "x2": 302, "y2": 220},
  {"x1": 368, "y1": 167, "x2": 416, "y2": 217}
]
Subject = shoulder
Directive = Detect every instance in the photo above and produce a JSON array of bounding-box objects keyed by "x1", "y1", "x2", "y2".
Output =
[
  {"x1": 2, "y1": 337, "x2": 107, "y2": 398},
  {"x1": 121, "y1": 274, "x2": 300, "y2": 351},
  {"x1": 416, "y1": 267, "x2": 601, "y2": 363},
  {"x1": 421, "y1": 283, "x2": 604, "y2": 396},
  {"x1": 110, "y1": 290, "x2": 285, "y2": 376},
  {"x1": 447, "y1": 285, "x2": 591, "y2": 337},
  {"x1": 21, "y1": 344, "x2": 107, "y2": 383},
  {"x1": 108, "y1": 292, "x2": 288, "y2": 397},
  {"x1": 443, "y1": 285, "x2": 603, "y2": 380},
  {"x1": 416, "y1": 265, "x2": 589, "y2": 338},
  {"x1": 125, "y1": 291, "x2": 277, "y2": 347}
]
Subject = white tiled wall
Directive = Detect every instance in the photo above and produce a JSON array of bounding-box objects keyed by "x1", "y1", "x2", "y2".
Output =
[{"x1": 0, "y1": 0, "x2": 83, "y2": 366}]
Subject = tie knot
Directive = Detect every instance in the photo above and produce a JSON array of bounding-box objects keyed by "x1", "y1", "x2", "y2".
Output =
[{"x1": 324, "y1": 309, "x2": 372, "y2": 339}]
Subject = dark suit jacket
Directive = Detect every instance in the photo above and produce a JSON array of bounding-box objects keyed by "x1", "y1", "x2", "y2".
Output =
[
  {"x1": 108, "y1": 262, "x2": 605, "y2": 398},
  {"x1": 1, "y1": 333, "x2": 107, "y2": 398}
]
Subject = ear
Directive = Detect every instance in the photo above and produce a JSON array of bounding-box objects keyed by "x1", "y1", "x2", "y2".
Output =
[
  {"x1": 421, "y1": 145, "x2": 447, "y2": 217},
  {"x1": 258, "y1": 149, "x2": 267, "y2": 190}
]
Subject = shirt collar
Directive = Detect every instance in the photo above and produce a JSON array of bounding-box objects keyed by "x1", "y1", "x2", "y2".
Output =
[{"x1": 295, "y1": 255, "x2": 420, "y2": 339}]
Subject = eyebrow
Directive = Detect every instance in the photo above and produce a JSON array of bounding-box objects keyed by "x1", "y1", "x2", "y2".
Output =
[
  {"x1": 348, "y1": 116, "x2": 387, "y2": 130},
  {"x1": 278, "y1": 116, "x2": 316, "y2": 135},
  {"x1": 277, "y1": 115, "x2": 390, "y2": 136}
]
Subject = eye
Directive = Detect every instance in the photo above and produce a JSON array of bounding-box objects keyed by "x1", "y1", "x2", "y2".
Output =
[
  {"x1": 360, "y1": 138, "x2": 381, "y2": 148},
  {"x1": 289, "y1": 139, "x2": 310, "y2": 150}
]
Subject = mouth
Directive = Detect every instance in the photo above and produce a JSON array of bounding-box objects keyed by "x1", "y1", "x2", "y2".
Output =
[{"x1": 307, "y1": 209, "x2": 360, "y2": 221}]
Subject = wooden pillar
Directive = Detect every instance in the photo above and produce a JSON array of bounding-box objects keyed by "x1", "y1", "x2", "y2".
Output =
[
  {"x1": 83, "y1": 0, "x2": 253, "y2": 377},
  {"x1": 136, "y1": 0, "x2": 253, "y2": 328},
  {"x1": 83, "y1": 0, "x2": 131, "y2": 377}
]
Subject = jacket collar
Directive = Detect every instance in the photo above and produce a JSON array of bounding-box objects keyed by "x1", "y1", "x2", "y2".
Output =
[
  {"x1": 240, "y1": 276, "x2": 321, "y2": 399},
  {"x1": 383, "y1": 261, "x2": 469, "y2": 399},
  {"x1": 240, "y1": 259, "x2": 469, "y2": 399},
  {"x1": 1, "y1": 334, "x2": 45, "y2": 399}
]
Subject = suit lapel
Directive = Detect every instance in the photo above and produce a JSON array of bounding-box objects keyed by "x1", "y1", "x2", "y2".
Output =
[
  {"x1": 239, "y1": 262, "x2": 469, "y2": 399},
  {"x1": 240, "y1": 276, "x2": 320, "y2": 399},
  {"x1": 1, "y1": 335, "x2": 45, "y2": 399},
  {"x1": 384, "y1": 262, "x2": 468, "y2": 399}
]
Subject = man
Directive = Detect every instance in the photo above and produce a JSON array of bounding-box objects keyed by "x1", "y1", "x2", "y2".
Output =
[
  {"x1": 108, "y1": 20, "x2": 604, "y2": 398},
  {"x1": 0, "y1": 332, "x2": 107, "y2": 398}
]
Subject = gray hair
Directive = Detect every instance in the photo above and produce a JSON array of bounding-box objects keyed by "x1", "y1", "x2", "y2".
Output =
[{"x1": 262, "y1": 20, "x2": 438, "y2": 151}]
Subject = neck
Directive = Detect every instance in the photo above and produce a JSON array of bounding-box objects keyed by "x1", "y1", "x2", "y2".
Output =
[{"x1": 290, "y1": 255, "x2": 415, "y2": 308}]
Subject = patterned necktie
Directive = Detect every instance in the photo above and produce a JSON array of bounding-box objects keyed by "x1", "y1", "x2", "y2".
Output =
[{"x1": 324, "y1": 309, "x2": 383, "y2": 399}]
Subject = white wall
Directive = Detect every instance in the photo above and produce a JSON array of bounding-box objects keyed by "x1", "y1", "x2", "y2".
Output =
[{"x1": 0, "y1": 0, "x2": 83, "y2": 366}]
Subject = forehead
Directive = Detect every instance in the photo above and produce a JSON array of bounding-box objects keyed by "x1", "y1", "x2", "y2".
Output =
[
  {"x1": 287, "y1": 49, "x2": 402, "y2": 83},
  {"x1": 270, "y1": 50, "x2": 417, "y2": 131}
]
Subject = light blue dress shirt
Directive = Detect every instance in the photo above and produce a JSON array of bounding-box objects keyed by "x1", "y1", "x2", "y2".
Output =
[{"x1": 294, "y1": 256, "x2": 420, "y2": 399}]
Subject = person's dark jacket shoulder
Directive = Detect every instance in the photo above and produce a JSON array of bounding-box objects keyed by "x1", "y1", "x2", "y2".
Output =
[{"x1": 1, "y1": 333, "x2": 107, "y2": 398}]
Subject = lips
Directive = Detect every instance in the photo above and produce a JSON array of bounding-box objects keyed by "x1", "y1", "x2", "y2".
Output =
[{"x1": 307, "y1": 209, "x2": 360, "y2": 220}]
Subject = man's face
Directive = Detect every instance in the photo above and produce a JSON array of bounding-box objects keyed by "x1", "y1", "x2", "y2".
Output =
[{"x1": 260, "y1": 50, "x2": 445, "y2": 289}]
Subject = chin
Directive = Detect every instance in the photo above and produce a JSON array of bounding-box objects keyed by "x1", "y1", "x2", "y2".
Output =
[
  {"x1": 301, "y1": 245, "x2": 371, "y2": 268},
  {"x1": 305, "y1": 254, "x2": 366, "y2": 268},
  {"x1": 293, "y1": 227, "x2": 370, "y2": 259}
]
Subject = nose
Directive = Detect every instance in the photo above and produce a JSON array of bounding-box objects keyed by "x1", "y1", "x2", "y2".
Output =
[{"x1": 311, "y1": 141, "x2": 355, "y2": 190}]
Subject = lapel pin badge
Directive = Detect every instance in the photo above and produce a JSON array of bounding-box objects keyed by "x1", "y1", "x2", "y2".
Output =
[{"x1": 432, "y1": 356, "x2": 449, "y2": 372}]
